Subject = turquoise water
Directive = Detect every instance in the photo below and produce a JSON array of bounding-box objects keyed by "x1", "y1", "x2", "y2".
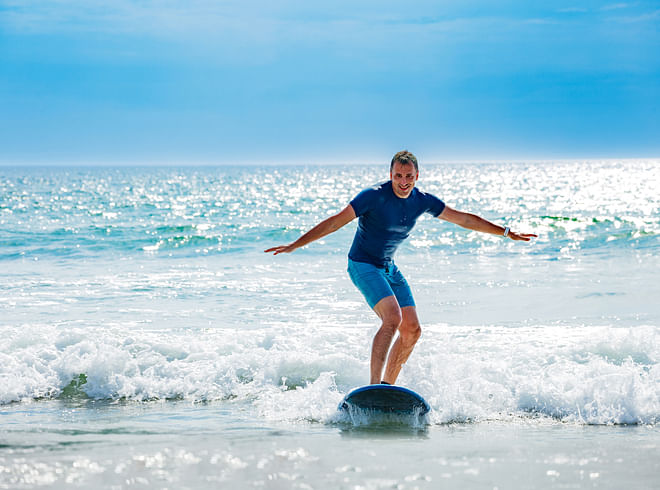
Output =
[{"x1": 1, "y1": 161, "x2": 659, "y2": 488}]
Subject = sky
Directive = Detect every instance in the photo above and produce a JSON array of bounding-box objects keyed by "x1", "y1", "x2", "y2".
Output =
[{"x1": 0, "y1": 1, "x2": 658, "y2": 165}]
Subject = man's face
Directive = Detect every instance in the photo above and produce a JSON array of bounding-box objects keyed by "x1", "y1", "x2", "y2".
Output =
[{"x1": 390, "y1": 161, "x2": 419, "y2": 198}]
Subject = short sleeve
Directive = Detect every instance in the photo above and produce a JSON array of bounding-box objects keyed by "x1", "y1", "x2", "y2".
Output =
[
  {"x1": 425, "y1": 193, "x2": 446, "y2": 217},
  {"x1": 350, "y1": 187, "x2": 378, "y2": 217}
]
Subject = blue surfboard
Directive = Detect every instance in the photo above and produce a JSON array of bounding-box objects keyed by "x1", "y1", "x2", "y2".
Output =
[{"x1": 339, "y1": 384, "x2": 430, "y2": 415}]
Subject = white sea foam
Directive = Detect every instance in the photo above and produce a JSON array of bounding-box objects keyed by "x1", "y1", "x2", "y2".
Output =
[{"x1": 1, "y1": 322, "x2": 657, "y2": 425}]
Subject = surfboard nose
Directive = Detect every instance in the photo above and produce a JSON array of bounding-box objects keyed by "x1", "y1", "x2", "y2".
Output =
[{"x1": 338, "y1": 384, "x2": 430, "y2": 415}]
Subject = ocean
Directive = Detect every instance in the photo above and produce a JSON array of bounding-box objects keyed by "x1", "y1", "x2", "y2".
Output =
[{"x1": 1, "y1": 160, "x2": 659, "y2": 488}]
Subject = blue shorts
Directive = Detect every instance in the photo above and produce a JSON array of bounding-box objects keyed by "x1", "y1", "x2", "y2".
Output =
[{"x1": 347, "y1": 259, "x2": 416, "y2": 309}]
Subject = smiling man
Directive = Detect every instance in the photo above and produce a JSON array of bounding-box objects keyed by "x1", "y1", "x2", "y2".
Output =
[{"x1": 265, "y1": 150, "x2": 536, "y2": 385}]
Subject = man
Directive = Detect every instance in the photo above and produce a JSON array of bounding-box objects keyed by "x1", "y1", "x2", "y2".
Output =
[{"x1": 265, "y1": 151, "x2": 536, "y2": 386}]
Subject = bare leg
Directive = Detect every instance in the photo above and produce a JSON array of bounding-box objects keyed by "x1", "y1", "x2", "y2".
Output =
[
  {"x1": 382, "y1": 306, "x2": 421, "y2": 385},
  {"x1": 370, "y1": 295, "x2": 402, "y2": 384}
]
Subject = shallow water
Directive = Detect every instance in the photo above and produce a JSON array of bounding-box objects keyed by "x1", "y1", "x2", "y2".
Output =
[
  {"x1": 1, "y1": 161, "x2": 659, "y2": 487},
  {"x1": 2, "y1": 400, "x2": 659, "y2": 489}
]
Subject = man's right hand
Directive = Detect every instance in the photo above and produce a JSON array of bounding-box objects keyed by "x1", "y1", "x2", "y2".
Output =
[
  {"x1": 264, "y1": 204, "x2": 356, "y2": 256},
  {"x1": 264, "y1": 244, "x2": 297, "y2": 255}
]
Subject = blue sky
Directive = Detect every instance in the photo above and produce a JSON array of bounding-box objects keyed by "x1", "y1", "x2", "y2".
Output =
[{"x1": 1, "y1": 1, "x2": 658, "y2": 164}]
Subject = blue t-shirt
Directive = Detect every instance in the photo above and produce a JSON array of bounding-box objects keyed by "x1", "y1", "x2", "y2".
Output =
[{"x1": 348, "y1": 181, "x2": 446, "y2": 267}]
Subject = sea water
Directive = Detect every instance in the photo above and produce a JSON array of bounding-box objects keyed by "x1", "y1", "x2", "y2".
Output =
[{"x1": 1, "y1": 161, "x2": 659, "y2": 488}]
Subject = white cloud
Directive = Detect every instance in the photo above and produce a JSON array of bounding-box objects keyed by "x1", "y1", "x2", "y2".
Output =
[
  {"x1": 601, "y1": 3, "x2": 631, "y2": 11},
  {"x1": 0, "y1": 1, "x2": 591, "y2": 37},
  {"x1": 606, "y1": 8, "x2": 660, "y2": 22}
]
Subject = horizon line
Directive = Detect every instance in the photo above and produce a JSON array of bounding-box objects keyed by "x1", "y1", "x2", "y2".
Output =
[{"x1": 1, "y1": 157, "x2": 659, "y2": 168}]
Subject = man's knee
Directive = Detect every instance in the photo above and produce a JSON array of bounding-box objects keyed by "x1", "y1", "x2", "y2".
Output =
[
  {"x1": 400, "y1": 321, "x2": 421, "y2": 344},
  {"x1": 374, "y1": 296, "x2": 403, "y2": 330},
  {"x1": 381, "y1": 310, "x2": 402, "y2": 332}
]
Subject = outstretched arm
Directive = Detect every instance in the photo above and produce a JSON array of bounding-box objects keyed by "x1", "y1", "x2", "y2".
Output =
[
  {"x1": 265, "y1": 204, "x2": 357, "y2": 255},
  {"x1": 439, "y1": 206, "x2": 537, "y2": 241}
]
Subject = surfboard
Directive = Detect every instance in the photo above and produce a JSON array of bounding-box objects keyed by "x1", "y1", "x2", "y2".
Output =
[{"x1": 338, "y1": 384, "x2": 430, "y2": 415}]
